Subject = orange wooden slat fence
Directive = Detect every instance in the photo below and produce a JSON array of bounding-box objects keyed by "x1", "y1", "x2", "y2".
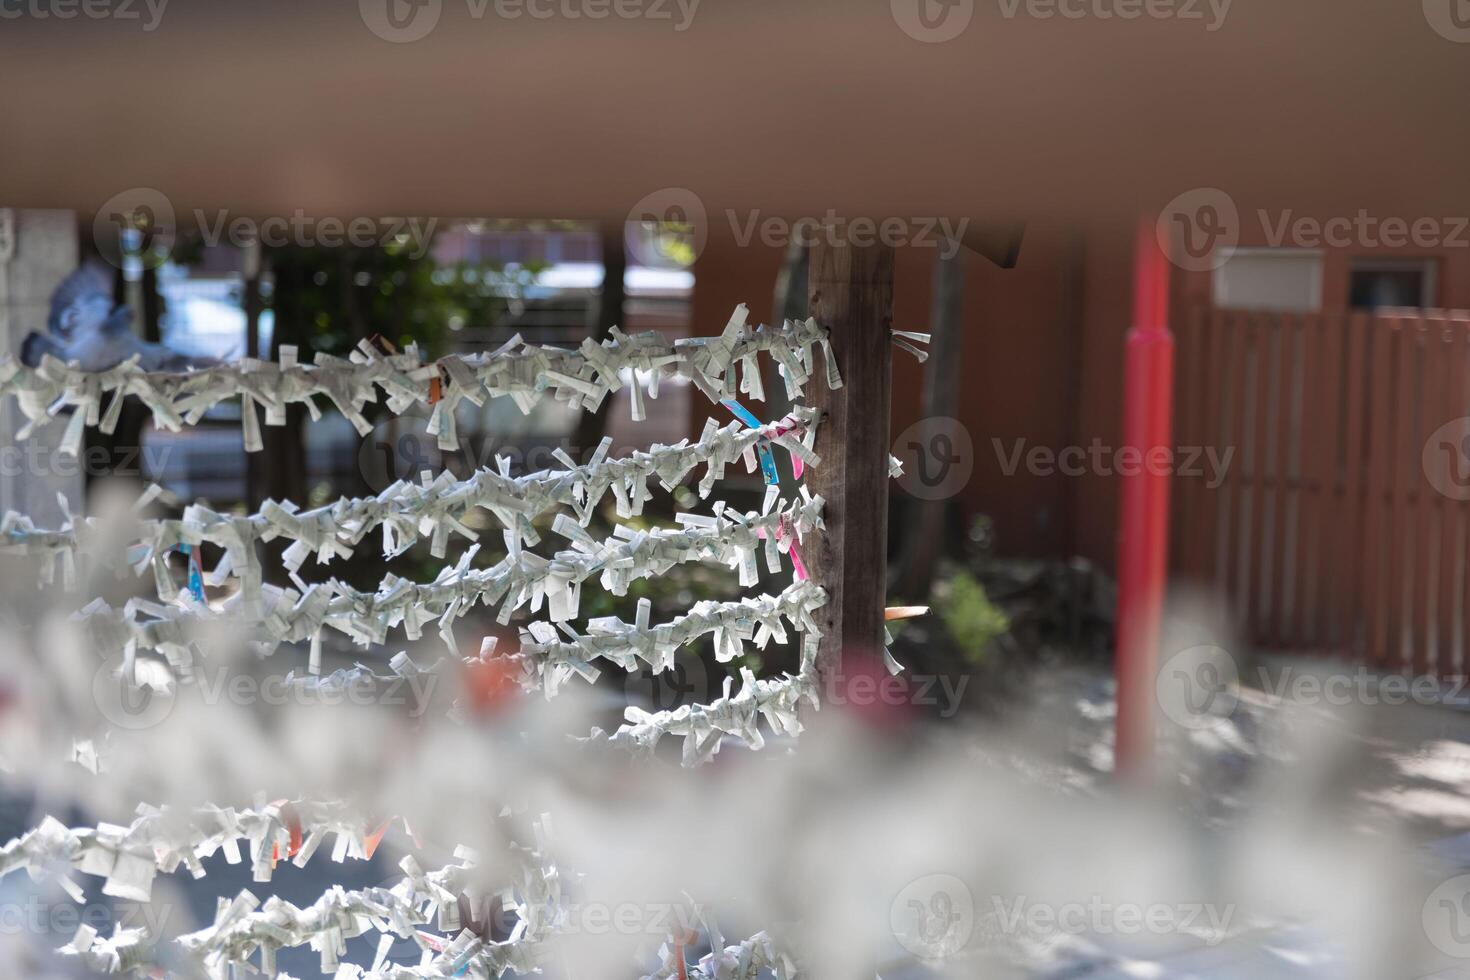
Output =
[{"x1": 1171, "y1": 307, "x2": 1470, "y2": 677}]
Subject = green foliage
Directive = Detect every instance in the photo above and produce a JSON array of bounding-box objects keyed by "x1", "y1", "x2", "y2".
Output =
[
  {"x1": 265, "y1": 236, "x2": 533, "y2": 359},
  {"x1": 431, "y1": 261, "x2": 543, "y2": 338},
  {"x1": 628, "y1": 220, "x2": 698, "y2": 269},
  {"x1": 934, "y1": 569, "x2": 1009, "y2": 663}
]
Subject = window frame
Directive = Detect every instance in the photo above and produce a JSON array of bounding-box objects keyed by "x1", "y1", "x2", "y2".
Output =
[
  {"x1": 1212, "y1": 246, "x2": 1325, "y2": 312},
  {"x1": 1347, "y1": 256, "x2": 1439, "y2": 310}
]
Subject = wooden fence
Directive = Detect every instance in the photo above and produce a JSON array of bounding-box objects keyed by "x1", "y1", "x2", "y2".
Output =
[{"x1": 1171, "y1": 306, "x2": 1470, "y2": 677}]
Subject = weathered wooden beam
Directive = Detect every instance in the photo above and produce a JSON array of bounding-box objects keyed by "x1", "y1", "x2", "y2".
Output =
[
  {"x1": 805, "y1": 242, "x2": 896, "y2": 689},
  {"x1": 897, "y1": 248, "x2": 964, "y2": 599}
]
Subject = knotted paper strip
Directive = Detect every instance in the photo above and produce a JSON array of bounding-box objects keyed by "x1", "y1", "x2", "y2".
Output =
[
  {"x1": 1, "y1": 797, "x2": 407, "y2": 905},
  {"x1": 511, "y1": 580, "x2": 826, "y2": 701},
  {"x1": 6, "y1": 799, "x2": 805, "y2": 978},
  {"x1": 0, "y1": 306, "x2": 837, "y2": 455},
  {"x1": 6, "y1": 806, "x2": 561, "y2": 978},
  {"x1": 580, "y1": 633, "x2": 821, "y2": 767},
  {"x1": 71, "y1": 493, "x2": 825, "y2": 670},
  {"x1": 2, "y1": 411, "x2": 820, "y2": 599}
]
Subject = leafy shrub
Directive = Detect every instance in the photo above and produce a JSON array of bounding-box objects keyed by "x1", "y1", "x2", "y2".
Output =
[{"x1": 935, "y1": 569, "x2": 1009, "y2": 663}]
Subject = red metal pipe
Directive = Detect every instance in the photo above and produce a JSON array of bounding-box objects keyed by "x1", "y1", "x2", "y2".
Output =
[{"x1": 1114, "y1": 215, "x2": 1175, "y2": 779}]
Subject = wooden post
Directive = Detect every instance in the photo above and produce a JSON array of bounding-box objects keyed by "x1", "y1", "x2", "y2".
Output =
[
  {"x1": 805, "y1": 242, "x2": 896, "y2": 690},
  {"x1": 897, "y1": 248, "x2": 964, "y2": 599}
]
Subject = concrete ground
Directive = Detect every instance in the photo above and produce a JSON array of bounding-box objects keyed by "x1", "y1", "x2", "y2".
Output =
[{"x1": 973, "y1": 656, "x2": 1470, "y2": 979}]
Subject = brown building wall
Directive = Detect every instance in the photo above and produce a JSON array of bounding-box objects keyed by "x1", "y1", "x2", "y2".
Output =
[
  {"x1": 688, "y1": 219, "x2": 1470, "y2": 586},
  {"x1": 689, "y1": 219, "x2": 1141, "y2": 572},
  {"x1": 1071, "y1": 222, "x2": 1136, "y2": 571},
  {"x1": 1175, "y1": 233, "x2": 1470, "y2": 313},
  {"x1": 685, "y1": 225, "x2": 789, "y2": 437}
]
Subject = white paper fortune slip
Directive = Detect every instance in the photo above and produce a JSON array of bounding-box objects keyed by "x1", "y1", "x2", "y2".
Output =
[
  {"x1": 0, "y1": 307, "x2": 837, "y2": 455},
  {"x1": 0, "y1": 298, "x2": 896, "y2": 979}
]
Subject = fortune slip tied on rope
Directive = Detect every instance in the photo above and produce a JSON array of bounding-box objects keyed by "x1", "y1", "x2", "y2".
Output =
[{"x1": 0, "y1": 304, "x2": 932, "y2": 977}]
